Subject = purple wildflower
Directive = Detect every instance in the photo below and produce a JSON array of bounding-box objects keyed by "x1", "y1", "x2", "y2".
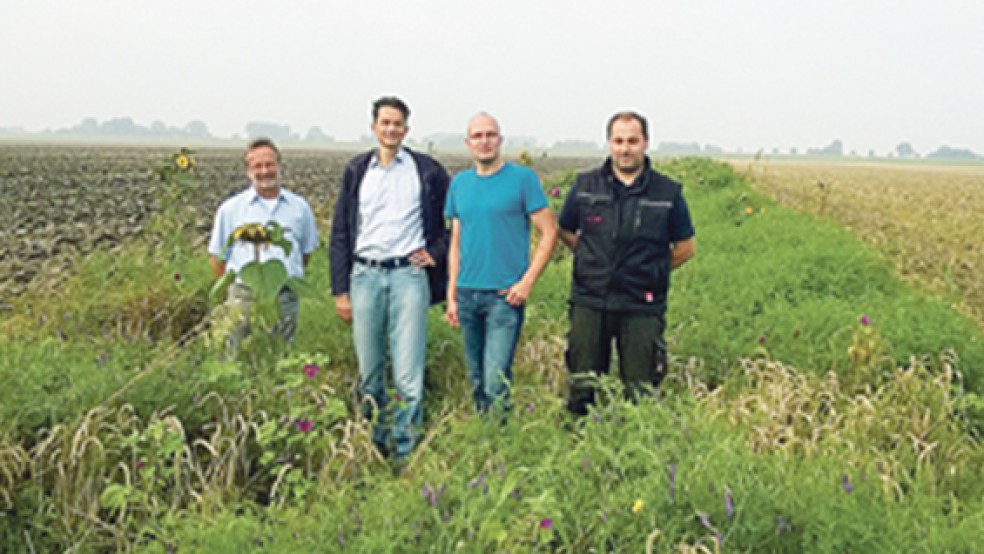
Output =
[
  {"x1": 468, "y1": 472, "x2": 487, "y2": 489},
  {"x1": 860, "y1": 314, "x2": 872, "y2": 326},
  {"x1": 668, "y1": 463, "x2": 677, "y2": 503},
  {"x1": 173, "y1": 273, "x2": 181, "y2": 282},
  {"x1": 550, "y1": 187, "x2": 562, "y2": 198},
  {"x1": 422, "y1": 484, "x2": 442, "y2": 507},
  {"x1": 135, "y1": 459, "x2": 145, "y2": 470},
  {"x1": 295, "y1": 419, "x2": 314, "y2": 433},
  {"x1": 841, "y1": 474, "x2": 854, "y2": 494},
  {"x1": 540, "y1": 518, "x2": 553, "y2": 530},
  {"x1": 776, "y1": 515, "x2": 791, "y2": 536},
  {"x1": 724, "y1": 486, "x2": 734, "y2": 519},
  {"x1": 526, "y1": 402, "x2": 536, "y2": 414},
  {"x1": 303, "y1": 363, "x2": 320, "y2": 379}
]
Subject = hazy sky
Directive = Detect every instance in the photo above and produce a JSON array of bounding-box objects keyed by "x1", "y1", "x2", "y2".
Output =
[{"x1": 4, "y1": 0, "x2": 982, "y2": 154}]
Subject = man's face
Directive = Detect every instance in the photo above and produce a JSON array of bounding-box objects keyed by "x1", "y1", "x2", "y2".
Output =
[
  {"x1": 372, "y1": 106, "x2": 409, "y2": 150},
  {"x1": 608, "y1": 118, "x2": 648, "y2": 176},
  {"x1": 465, "y1": 115, "x2": 502, "y2": 165},
  {"x1": 245, "y1": 145, "x2": 280, "y2": 192}
]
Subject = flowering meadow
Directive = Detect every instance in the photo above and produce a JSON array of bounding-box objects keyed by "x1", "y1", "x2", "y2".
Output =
[{"x1": 1, "y1": 148, "x2": 982, "y2": 552}]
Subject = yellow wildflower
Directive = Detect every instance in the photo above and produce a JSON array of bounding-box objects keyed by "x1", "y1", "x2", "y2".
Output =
[
  {"x1": 632, "y1": 499, "x2": 645, "y2": 513},
  {"x1": 744, "y1": 206, "x2": 754, "y2": 215},
  {"x1": 175, "y1": 154, "x2": 191, "y2": 170}
]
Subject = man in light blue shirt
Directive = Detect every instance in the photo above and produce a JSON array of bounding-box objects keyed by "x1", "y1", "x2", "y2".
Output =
[
  {"x1": 208, "y1": 138, "x2": 319, "y2": 351},
  {"x1": 444, "y1": 113, "x2": 558, "y2": 414}
]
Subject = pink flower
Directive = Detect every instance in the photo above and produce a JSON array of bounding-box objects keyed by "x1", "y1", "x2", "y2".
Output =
[
  {"x1": 173, "y1": 273, "x2": 181, "y2": 282},
  {"x1": 295, "y1": 419, "x2": 314, "y2": 433},
  {"x1": 303, "y1": 363, "x2": 320, "y2": 379},
  {"x1": 550, "y1": 187, "x2": 562, "y2": 198},
  {"x1": 135, "y1": 459, "x2": 145, "y2": 470},
  {"x1": 540, "y1": 518, "x2": 553, "y2": 530},
  {"x1": 860, "y1": 315, "x2": 872, "y2": 326}
]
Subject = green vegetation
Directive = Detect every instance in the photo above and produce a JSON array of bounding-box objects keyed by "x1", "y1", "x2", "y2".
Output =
[{"x1": 1, "y1": 152, "x2": 982, "y2": 552}]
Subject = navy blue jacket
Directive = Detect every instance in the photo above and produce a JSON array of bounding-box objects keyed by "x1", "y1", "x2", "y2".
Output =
[{"x1": 329, "y1": 148, "x2": 450, "y2": 305}]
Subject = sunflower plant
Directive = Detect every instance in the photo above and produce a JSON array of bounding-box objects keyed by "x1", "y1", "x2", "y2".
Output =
[{"x1": 209, "y1": 221, "x2": 313, "y2": 304}]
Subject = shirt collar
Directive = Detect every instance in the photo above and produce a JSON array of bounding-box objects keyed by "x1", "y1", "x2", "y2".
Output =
[
  {"x1": 370, "y1": 147, "x2": 409, "y2": 169},
  {"x1": 247, "y1": 187, "x2": 286, "y2": 203}
]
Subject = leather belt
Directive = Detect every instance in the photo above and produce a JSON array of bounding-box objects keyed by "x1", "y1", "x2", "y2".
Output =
[{"x1": 354, "y1": 255, "x2": 413, "y2": 269}]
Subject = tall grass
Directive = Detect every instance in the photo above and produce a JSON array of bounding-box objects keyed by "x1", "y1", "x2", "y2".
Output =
[{"x1": 1, "y1": 156, "x2": 982, "y2": 552}]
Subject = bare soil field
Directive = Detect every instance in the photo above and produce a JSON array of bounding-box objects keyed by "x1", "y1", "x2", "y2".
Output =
[
  {"x1": 737, "y1": 158, "x2": 984, "y2": 327},
  {"x1": 0, "y1": 144, "x2": 594, "y2": 303}
]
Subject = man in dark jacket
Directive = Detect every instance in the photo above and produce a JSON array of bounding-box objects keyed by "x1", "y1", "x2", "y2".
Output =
[
  {"x1": 558, "y1": 111, "x2": 696, "y2": 415},
  {"x1": 329, "y1": 96, "x2": 449, "y2": 462}
]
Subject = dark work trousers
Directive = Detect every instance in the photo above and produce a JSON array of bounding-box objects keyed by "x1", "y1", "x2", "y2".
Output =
[{"x1": 565, "y1": 304, "x2": 667, "y2": 415}]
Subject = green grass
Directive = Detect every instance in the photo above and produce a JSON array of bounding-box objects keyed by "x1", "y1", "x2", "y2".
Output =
[{"x1": 2, "y1": 156, "x2": 983, "y2": 552}]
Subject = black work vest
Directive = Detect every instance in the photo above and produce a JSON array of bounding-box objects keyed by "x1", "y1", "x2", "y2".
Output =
[{"x1": 570, "y1": 165, "x2": 681, "y2": 314}]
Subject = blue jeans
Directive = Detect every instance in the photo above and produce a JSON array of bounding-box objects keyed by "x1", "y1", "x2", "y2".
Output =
[
  {"x1": 350, "y1": 262, "x2": 429, "y2": 458},
  {"x1": 457, "y1": 288, "x2": 525, "y2": 413}
]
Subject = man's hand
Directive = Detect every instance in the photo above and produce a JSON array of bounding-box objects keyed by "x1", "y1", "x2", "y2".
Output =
[
  {"x1": 334, "y1": 294, "x2": 353, "y2": 324},
  {"x1": 408, "y1": 248, "x2": 435, "y2": 268},
  {"x1": 445, "y1": 297, "x2": 459, "y2": 328},
  {"x1": 502, "y1": 279, "x2": 533, "y2": 307}
]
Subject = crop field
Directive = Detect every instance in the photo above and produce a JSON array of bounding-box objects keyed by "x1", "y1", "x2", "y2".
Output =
[
  {"x1": 739, "y1": 159, "x2": 984, "y2": 328},
  {"x1": 1, "y1": 146, "x2": 983, "y2": 552}
]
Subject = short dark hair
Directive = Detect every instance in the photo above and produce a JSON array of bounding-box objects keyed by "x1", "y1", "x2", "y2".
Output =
[
  {"x1": 372, "y1": 96, "x2": 411, "y2": 123},
  {"x1": 606, "y1": 111, "x2": 649, "y2": 141},
  {"x1": 246, "y1": 137, "x2": 281, "y2": 161}
]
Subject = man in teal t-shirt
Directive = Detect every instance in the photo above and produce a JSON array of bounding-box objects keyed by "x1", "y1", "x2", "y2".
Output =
[{"x1": 444, "y1": 112, "x2": 558, "y2": 414}]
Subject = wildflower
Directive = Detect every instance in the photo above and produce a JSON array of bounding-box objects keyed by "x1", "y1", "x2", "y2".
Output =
[
  {"x1": 744, "y1": 206, "x2": 754, "y2": 215},
  {"x1": 760, "y1": 207, "x2": 767, "y2": 214},
  {"x1": 841, "y1": 474, "x2": 854, "y2": 494},
  {"x1": 668, "y1": 463, "x2": 677, "y2": 503},
  {"x1": 539, "y1": 518, "x2": 553, "y2": 530},
  {"x1": 758, "y1": 335, "x2": 766, "y2": 346},
  {"x1": 175, "y1": 154, "x2": 191, "y2": 170},
  {"x1": 303, "y1": 363, "x2": 320, "y2": 379},
  {"x1": 468, "y1": 472, "x2": 486, "y2": 489},
  {"x1": 775, "y1": 514, "x2": 791, "y2": 535},
  {"x1": 173, "y1": 272, "x2": 181, "y2": 282},
  {"x1": 526, "y1": 402, "x2": 536, "y2": 414},
  {"x1": 859, "y1": 314, "x2": 872, "y2": 326},
  {"x1": 395, "y1": 393, "x2": 404, "y2": 403},
  {"x1": 295, "y1": 419, "x2": 314, "y2": 433},
  {"x1": 724, "y1": 486, "x2": 734, "y2": 519},
  {"x1": 698, "y1": 513, "x2": 722, "y2": 546},
  {"x1": 135, "y1": 459, "x2": 145, "y2": 470},
  {"x1": 550, "y1": 187, "x2": 562, "y2": 198},
  {"x1": 421, "y1": 484, "x2": 444, "y2": 506},
  {"x1": 632, "y1": 499, "x2": 645, "y2": 513}
]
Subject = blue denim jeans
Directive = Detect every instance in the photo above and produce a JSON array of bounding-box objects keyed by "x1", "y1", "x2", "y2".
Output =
[
  {"x1": 350, "y1": 262, "x2": 429, "y2": 458},
  {"x1": 457, "y1": 288, "x2": 525, "y2": 413}
]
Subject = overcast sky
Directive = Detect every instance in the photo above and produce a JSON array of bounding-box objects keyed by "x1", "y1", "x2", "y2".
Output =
[{"x1": 3, "y1": 0, "x2": 982, "y2": 154}]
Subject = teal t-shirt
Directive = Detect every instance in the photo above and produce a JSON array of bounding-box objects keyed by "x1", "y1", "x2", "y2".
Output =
[{"x1": 445, "y1": 162, "x2": 549, "y2": 290}]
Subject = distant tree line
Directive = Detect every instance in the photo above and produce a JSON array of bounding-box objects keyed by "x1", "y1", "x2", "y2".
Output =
[{"x1": 1, "y1": 118, "x2": 980, "y2": 160}]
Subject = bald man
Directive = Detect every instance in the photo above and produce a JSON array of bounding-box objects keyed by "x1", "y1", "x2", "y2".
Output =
[{"x1": 444, "y1": 113, "x2": 558, "y2": 414}]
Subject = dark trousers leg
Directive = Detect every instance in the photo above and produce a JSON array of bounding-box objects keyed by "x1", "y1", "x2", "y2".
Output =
[
  {"x1": 615, "y1": 311, "x2": 667, "y2": 400},
  {"x1": 565, "y1": 305, "x2": 617, "y2": 415}
]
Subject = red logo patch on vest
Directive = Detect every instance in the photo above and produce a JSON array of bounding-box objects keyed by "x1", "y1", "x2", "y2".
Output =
[
  {"x1": 644, "y1": 291, "x2": 654, "y2": 303},
  {"x1": 586, "y1": 215, "x2": 603, "y2": 224}
]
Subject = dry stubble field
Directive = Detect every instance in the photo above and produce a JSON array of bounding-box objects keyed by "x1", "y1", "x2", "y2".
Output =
[{"x1": 738, "y1": 158, "x2": 984, "y2": 328}]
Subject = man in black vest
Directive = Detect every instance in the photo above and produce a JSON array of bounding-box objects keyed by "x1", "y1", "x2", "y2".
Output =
[{"x1": 558, "y1": 111, "x2": 696, "y2": 415}]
